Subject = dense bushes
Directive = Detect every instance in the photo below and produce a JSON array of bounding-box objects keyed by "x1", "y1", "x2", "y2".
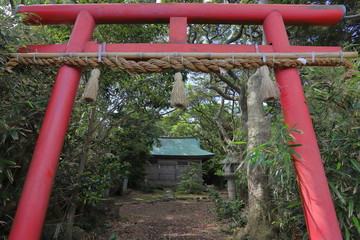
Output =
[{"x1": 177, "y1": 162, "x2": 204, "y2": 194}]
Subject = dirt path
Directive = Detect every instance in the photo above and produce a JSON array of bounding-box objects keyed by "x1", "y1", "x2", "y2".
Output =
[{"x1": 102, "y1": 199, "x2": 228, "y2": 240}]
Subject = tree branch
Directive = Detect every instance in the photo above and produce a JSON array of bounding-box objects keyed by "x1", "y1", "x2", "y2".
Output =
[
  {"x1": 227, "y1": 69, "x2": 241, "y2": 82},
  {"x1": 209, "y1": 85, "x2": 240, "y2": 101},
  {"x1": 344, "y1": 14, "x2": 360, "y2": 19},
  {"x1": 9, "y1": 0, "x2": 15, "y2": 13},
  {"x1": 215, "y1": 98, "x2": 233, "y2": 146},
  {"x1": 214, "y1": 72, "x2": 243, "y2": 94},
  {"x1": 225, "y1": 26, "x2": 244, "y2": 44},
  {"x1": 192, "y1": 108, "x2": 216, "y2": 126},
  {"x1": 188, "y1": 25, "x2": 198, "y2": 44},
  {"x1": 213, "y1": 71, "x2": 248, "y2": 131}
]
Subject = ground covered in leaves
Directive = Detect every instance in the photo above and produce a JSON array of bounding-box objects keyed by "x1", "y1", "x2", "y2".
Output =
[{"x1": 87, "y1": 192, "x2": 229, "y2": 240}]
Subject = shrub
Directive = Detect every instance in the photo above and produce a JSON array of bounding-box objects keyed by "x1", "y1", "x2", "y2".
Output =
[
  {"x1": 177, "y1": 162, "x2": 204, "y2": 194},
  {"x1": 209, "y1": 190, "x2": 245, "y2": 226}
]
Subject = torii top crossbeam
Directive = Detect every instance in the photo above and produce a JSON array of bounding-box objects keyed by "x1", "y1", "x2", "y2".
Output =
[
  {"x1": 18, "y1": 3, "x2": 346, "y2": 54},
  {"x1": 9, "y1": 3, "x2": 348, "y2": 240},
  {"x1": 20, "y1": 3, "x2": 345, "y2": 25}
]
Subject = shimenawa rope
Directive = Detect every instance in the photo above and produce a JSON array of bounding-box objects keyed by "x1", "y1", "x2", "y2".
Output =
[{"x1": 5, "y1": 55, "x2": 354, "y2": 74}]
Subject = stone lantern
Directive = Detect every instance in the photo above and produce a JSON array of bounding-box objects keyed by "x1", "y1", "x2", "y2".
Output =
[{"x1": 220, "y1": 153, "x2": 240, "y2": 200}]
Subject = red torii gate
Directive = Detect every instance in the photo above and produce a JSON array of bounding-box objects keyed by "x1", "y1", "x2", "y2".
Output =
[{"x1": 9, "y1": 3, "x2": 347, "y2": 240}]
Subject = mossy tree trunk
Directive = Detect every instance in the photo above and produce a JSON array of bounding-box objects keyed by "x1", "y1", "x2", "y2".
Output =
[
  {"x1": 239, "y1": 0, "x2": 274, "y2": 238},
  {"x1": 238, "y1": 68, "x2": 273, "y2": 240}
]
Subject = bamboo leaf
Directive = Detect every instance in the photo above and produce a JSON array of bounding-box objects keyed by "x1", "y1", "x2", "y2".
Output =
[
  {"x1": 1, "y1": 133, "x2": 7, "y2": 144},
  {"x1": 286, "y1": 202, "x2": 301, "y2": 208},
  {"x1": 328, "y1": 182, "x2": 346, "y2": 204},
  {"x1": 285, "y1": 154, "x2": 290, "y2": 180},
  {"x1": 27, "y1": 100, "x2": 35, "y2": 109},
  {"x1": 352, "y1": 216, "x2": 360, "y2": 234},
  {"x1": 0, "y1": 158, "x2": 16, "y2": 166},
  {"x1": 350, "y1": 159, "x2": 360, "y2": 173},
  {"x1": 289, "y1": 144, "x2": 302, "y2": 147},
  {"x1": 289, "y1": 148, "x2": 302, "y2": 160},
  {"x1": 9, "y1": 129, "x2": 18, "y2": 140},
  {"x1": 254, "y1": 143, "x2": 269, "y2": 151},
  {"x1": 348, "y1": 199, "x2": 354, "y2": 218},
  {"x1": 344, "y1": 226, "x2": 350, "y2": 240},
  {"x1": 6, "y1": 169, "x2": 14, "y2": 183},
  {"x1": 336, "y1": 162, "x2": 341, "y2": 170}
]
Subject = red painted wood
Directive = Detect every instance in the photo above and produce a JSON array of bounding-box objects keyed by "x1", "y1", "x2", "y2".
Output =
[
  {"x1": 19, "y1": 43, "x2": 342, "y2": 54},
  {"x1": 169, "y1": 17, "x2": 188, "y2": 43},
  {"x1": 18, "y1": 3, "x2": 345, "y2": 26},
  {"x1": 8, "y1": 10, "x2": 96, "y2": 240},
  {"x1": 263, "y1": 11, "x2": 342, "y2": 240},
  {"x1": 11, "y1": 3, "x2": 345, "y2": 240}
]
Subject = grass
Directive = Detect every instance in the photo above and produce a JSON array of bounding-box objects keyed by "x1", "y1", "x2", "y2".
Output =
[
  {"x1": 119, "y1": 215, "x2": 128, "y2": 220},
  {"x1": 134, "y1": 189, "x2": 167, "y2": 201},
  {"x1": 174, "y1": 192, "x2": 209, "y2": 199},
  {"x1": 134, "y1": 195, "x2": 163, "y2": 201},
  {"x1": 124, "y1": 189, "x2": 210, "y2": 202}
]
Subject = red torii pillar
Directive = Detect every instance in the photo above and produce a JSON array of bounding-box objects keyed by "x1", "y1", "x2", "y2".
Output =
[
  {"x1": 9, "y1": 3, "x2": 345, "y2": 240},
  {"x1": 263, "y1": 11, "x2": 343, "y2": 239},
  {"x1": 9, "y1": 9, "x2": 96, "y2": 240}
]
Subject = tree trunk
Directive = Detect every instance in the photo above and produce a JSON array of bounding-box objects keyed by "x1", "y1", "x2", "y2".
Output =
[
  {"x1": 65, "y1": 103, "x2": 97, "y2": 240},
  {"x1": 238, "y1": 68, "x2": 273, "y2": 240},
  {"x1": 238, "y1": 1, "x2": 274, "y2": 238},
  {"x1": 65, "y1": 202, "x2": 77, "y2": 239}
]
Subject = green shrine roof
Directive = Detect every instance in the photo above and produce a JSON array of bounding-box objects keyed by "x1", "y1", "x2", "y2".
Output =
[{"x1": 151, "y1": 138, "x2": 214, "y2": 157}]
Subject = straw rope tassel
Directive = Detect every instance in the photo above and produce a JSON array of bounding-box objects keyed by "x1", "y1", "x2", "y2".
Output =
[
  {"x1": 259, "y1": 66, "x2": 279, "y2": 101},
  {"x1": 170, "y1": 72, "x2": 188, "y2": 108},
  {"x1": 82, "y1": 68, "x2": 100, "y2": 103}
]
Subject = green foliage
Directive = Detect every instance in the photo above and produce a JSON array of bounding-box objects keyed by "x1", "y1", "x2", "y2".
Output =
[
  {"x1": 240, "y1": 123, "x2": 306, "y2": 237},
  {"x1": 0, "y1": 158, "x2": 19, "y2": 204},
  {"x1": 0, "y1": 6, "x2": 59, "y2": 235},
  {"x1": 0, "y1": 0, "x2": 358, "y2": 238},
  {"x1": 273, "y1": 0, "x2": 359, "y2": 46},
  {"x1": 203, "y1": 154, "x2": 225, "y2": 177},
  {"x1": 177, "y1": 162, "x2": 204, "y2": 194},
  {"x1": 108, "y1": 233, "x2": 120, "y2": 240},
  {"x1": 209, "y1": 190, "x2": 245, "y2": 226},
  {"x1": 303, "y1": 64, "x2": 360, "y2": 239},
  {"x1": 140, "y1": 181, "x2": 156, "y2": 193},
  {"x1": 243, "y1": 124, "x2": 301, "y2": 179},
  {"x1": 0, "y1": 1, "x2": 171, "y2": 237},
  {"x1": 80, "y1": 155, "x2": 129, "y2": 205},
  {"x1": 158, "y1": 76, "x2": 245, "y2": 185},
  {"x1": 241, "y1": 58, "x2": 360, "y2": 238}
]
